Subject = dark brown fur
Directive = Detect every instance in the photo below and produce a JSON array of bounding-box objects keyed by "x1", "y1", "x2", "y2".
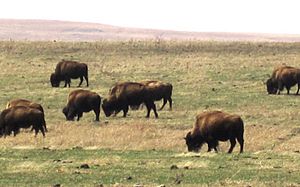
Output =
[
  {"x1": 6, "y1": 99, "x2": 47, "y2": 132},
  {"x1": 185, "y1": 111, "x2": 244, "y2": 153},
  {"x1": 0, "y1": 106, "x2": 46, "y2": 137},
  {"x1": 140, "y1": 80, "x2": 173, "y2": 110},
  {"x1": 50, "y1": 60, "x2": 88, "y2": 87},
  {"x1": 62, "y1": 89, "x2": 101, "y2": 121},
  {"x1": 266, "y1": 65, "x2": 300, "y2": 95},
  {"x1": 102, "y1": 82, "x2": 158, "y2": 118}
]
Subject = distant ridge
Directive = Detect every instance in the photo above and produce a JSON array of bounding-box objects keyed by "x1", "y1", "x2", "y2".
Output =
[{"x1": 1, "y1": 19, "x2": 300, "y2": 42}]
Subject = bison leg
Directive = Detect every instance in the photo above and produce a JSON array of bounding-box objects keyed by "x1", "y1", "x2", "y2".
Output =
[
  {"x1": 64, "y1": 78, "x2": 71, "y2": 87},
  {"x1": 64, "y1": 80, "x2": 68, "y2": 87},
  {"x1": 77, "y1": 112, "x2": 83, "y2": 121},
  {"x1": 168, "y1": 97, "x2": 172, "y2": 110},
  {"x1": 122, "y1": 106, "x2": 129, "y2": 117},
  {"x1": 13, "y1": 130, "x2": 17, "y2": 137},
  {"x1": 43, "y1": 124, "x2": 48, "y2": 132},
  {"x1": 297, "y1": 84, "x2": 300, "y2": 95},
  {"x1": 78, "y1": 77, "x2": 84, "y2": 87},
  {"x1": 228, "y1": 138, "x2": 237, "y2": 153},
  {"x1": 113, "y1": 110, "x2": 121, "y2": 117},
  {"x1": 34, "y1": 127, "x2": 39, "y2": 137},
  {"x1": 159, "y1": 98, "x2": 168, "y2": 111},
  {"x1": 40, "y1": 126, "x2": 45, "y2": 137},
  {"x1": 84, "y1": 75, "x2": 89, "y2": 87},
  {"x1": 237, "y1": 136, "x2": 244, "y2": 153},
  {"x1": 207, "y1": 140, "x2": 218, "y2": 152},
  {"x1": 207, "y1": 146, "x2": 211, "y2": 152},
  {"x1": 94, "y1": 109, "x2": 100, "y2": 121},
  {"x1": 286, "y1": 86, "x2": 291, "y2": 95},
  {"x1": 277, "y1": 81, "x2": 284, "y2": 95},
  {"x1": 145, "y1": 102, "x2": 158, "y2": 118},
  {"x1": 153, "y1": 104, "x2": 158, "y2": 118},
  {"x1": 145, "y1": 103, "x2": 151, "y2": 118}
]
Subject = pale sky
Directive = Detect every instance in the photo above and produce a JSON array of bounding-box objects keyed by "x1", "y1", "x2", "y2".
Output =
[{"x1": 1, "y1": 0, "x2": 300, "y2": 34}]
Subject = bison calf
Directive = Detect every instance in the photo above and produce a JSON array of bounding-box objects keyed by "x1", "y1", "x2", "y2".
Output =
[
  {"x1": 0, "y1": 106, "x2": 46, "y2": 137},
  {"x1": 50, "y1": 60, "x2": 89, "y2": 87},
  {"x1": 62, "y1": 89, "x2": 101, "y2": 121},
  {"x1": 266, "y1": 65, "x2": 300, "y2": 95},
  {"x1": 185, "y1": 111, "x2": 244, "y2": 153},
  {"x1": 6, "y1": 98, "x2": 47, "y2": 132}
]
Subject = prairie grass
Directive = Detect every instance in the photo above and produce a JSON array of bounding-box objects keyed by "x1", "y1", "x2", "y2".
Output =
[{"x1": 0, "y1": 41, "x2": 300, "y2": 186}]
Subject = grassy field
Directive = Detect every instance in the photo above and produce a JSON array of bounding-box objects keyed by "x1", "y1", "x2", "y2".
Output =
[{"x1": 0, "y1": 40, "x2": 300, "y2": 186}]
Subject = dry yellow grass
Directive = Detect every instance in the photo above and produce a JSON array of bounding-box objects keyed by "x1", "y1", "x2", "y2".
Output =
[{"x1": 0, "y1": 120, "x2": 295, "y2": 154}]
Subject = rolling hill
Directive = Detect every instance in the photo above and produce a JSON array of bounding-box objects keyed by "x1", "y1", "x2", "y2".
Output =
[{"x1": 1, "y1": 19, "x2": 300, "y2": 42}]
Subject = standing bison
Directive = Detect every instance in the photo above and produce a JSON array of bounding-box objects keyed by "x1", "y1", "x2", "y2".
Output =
[
  {"x1": 6, "y1": 98, "x2": 47, "y2": 132},
  {"x1": 141, "y1": 80, "x2": 173, "y2": 110},
  {"x1": 50, "y1": 60, "x2": 89, "y2": 87},
  {"x1": 102, "y1": 82, "x2": 158, "y2": 118},
  {"x1": 62, "y1": 89, "x2": 101, "y2": 121},
  {"x1": 185, "y1": 111, "x2": 244, "y2": 153},
  {"x1": 0, "y1": 106, "x2": 46, "y2": 137},
  {"x1": 266, "y1": 65, "x2": 300, "y2": 95}
]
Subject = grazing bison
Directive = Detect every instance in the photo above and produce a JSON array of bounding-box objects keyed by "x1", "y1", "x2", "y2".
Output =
[
  {"x1": 184, "y1": 111, "x2": 244, "y2": 153},
  {"x1": 0, "y1": 106, "x2": 46, "y2": 137},
  {"x1": 141, "y1": 80, "x2": 173, "y2": 110},
  {"x1": 62, "y1": 89, "x2": 101, "y2": 121},
  {"x1": 102, "y1": 82, "x2": 158, "y2": 118},
  {"x1": 6, "y1": 98, "x2": 47, "y2": 132},
  {"x1": 266, "y1": 65, "x2": 300, "y2": 95},
  {"x1": 50, "y1": 60, "x2": 89, "y2": 87}
]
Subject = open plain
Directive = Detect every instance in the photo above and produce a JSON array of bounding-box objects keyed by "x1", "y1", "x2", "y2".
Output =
[{"x1": 0, "y1": 39, "x2": 299, "y2": 186}]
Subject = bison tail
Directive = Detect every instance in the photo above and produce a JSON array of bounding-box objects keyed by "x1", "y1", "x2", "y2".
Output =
[
  {"x1": 237, "y1": 117, "x2": 245, "y2": 136},
  {"x1": 84, "y1": 65, "x2": 89, "y2": 87},
  {"x1": 84, "y1": 64, "x2": 88, "y2": 77},
  {"x1": 167, "y1": 84, "x2": 173, "y2": 96}
]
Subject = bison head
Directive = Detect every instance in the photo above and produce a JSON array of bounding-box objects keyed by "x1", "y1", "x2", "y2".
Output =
[
  {"x1": 62, "y1": 106, "x2": 75, "y2": 121},
  {"x1": 266, "y1": 78, "x2": 278, "y2": 94},
  {"x1": 102, "y1": 99, "x2": 113, "y2": 117},
  {"x1": 50, "y1": 73, "x2": 60, "y2": 87},
  {"x1": 184, "y1": 132, "x2": 204, "y2": 152}
]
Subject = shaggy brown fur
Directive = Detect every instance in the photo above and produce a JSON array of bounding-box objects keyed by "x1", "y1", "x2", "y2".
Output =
[
  {"x1": 0, "y1": 106, "x2": 46, "y2": 137},
  {"x1": 50, "y1": 60, "x2": 88, "y2": 87},
  {"x1": 266, "y1": 65, "x2": 300, "y2": 94},
  {"x1": 6, "y1": 98, "x2": 47, "y2": 132},
  {"x1": 102, "y1": 82, "x2": 158, "y2": 118},
  {"x1": 185, "y1": 111, "x2": 244, "y2": 153},
  {"x1": 62, "y1": 89, "x2": 101, "y2": 121}
]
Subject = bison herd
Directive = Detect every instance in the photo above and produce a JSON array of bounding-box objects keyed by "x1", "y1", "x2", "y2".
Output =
[{"x1": 0, "y1": 59, "x2": 296, "y2": 153}]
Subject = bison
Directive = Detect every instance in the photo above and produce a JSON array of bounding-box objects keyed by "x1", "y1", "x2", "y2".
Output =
[
  {"x1": 6, "y1": 98, "x2": 47, "y2": 132},
  {"x1": 62, "y1": 89, "x2": 101, "y2": 121},
  {"x1": 102, "y1": 82, "x2": 158, "y2": 118},
  {"x1": 0, "y1": 106, "x2": 46, "y2": 137},
  {"x1": 266, "y1": 65, "x2": 300, "y2": 95},
  {"x1": 140, "y1": 80, "x2": 173, "y2": 110},
  {"x1": 50, "y1": 60, "x2": 89, "y2": 87},
  {"x1": 184, "y1": 111, "x2": 244, "y2": 153}
]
